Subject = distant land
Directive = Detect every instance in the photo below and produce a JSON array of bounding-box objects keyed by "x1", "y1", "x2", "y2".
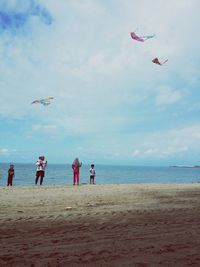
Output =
[{"x1": 170, "y1": 165, "x2": 200, "y2": 168}]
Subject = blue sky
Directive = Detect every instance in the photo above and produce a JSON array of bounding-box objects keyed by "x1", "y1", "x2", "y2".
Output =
[{"x1": 0, "y1": 0, "x2": 200, "y2": 165}]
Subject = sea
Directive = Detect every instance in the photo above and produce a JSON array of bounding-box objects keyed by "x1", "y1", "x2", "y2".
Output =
[{"x1": 0, "y1": 163, "x2": 200, "y2": 186}]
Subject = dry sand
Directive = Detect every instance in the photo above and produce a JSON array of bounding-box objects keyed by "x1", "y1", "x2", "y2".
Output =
[{"x1": 0, "y1": 184, "x2": 200, "y2": 267}]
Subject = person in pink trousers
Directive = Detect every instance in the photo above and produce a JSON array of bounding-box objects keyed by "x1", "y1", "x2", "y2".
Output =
[{"x1": 72, "y1": 158, "x2": 82, "y2": 185}]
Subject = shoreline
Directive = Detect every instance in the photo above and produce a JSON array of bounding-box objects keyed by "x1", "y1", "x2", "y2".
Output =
[
  {"x1": 1, "y1": 181, "x2": 199, "y2": 188},
  {"x1": 1, "y1": 184, "x2": 200, "y2": 266}
]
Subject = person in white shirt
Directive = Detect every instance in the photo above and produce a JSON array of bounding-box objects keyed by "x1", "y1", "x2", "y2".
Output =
[
  {"x1": 89, "y1": 164, "x2": 95, "y2": 184},
  {"x1": 35, "y1": 156, "x2": 47, "y2": 185}
]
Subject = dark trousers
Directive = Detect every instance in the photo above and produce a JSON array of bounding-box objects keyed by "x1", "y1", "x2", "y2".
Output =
[
  {"x1": 7, "y1": 175, "x2": 13, "y2": 186},
  {"x1": 90, "y1": 175, "x2": 95, "y2": 184},
  {"x1": 35, "y1": 171, "x2": 45, "y2": 185}
]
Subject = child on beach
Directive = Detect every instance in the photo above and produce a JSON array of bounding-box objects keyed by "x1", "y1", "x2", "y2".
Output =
[
  {"x1": 72, "y1": 158, "x2": 82, "y2": 185},
  {"x1": 89, "y1": 164, "x2": 95, "y2": 184},
  {"x1": 35, "y1": 156, "x2": 47, "y2": 185},
  {"x1": 7, "y1": 164, "x2": 15, "y2": 186}
]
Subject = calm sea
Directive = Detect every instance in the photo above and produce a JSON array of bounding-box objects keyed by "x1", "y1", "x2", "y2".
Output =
[{"x1": 0, "y1": 163, "x2": 200, "y2": 186}]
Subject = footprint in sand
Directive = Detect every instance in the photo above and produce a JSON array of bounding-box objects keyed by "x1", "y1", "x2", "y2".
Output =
[
  {"x1": 135, "y1": 263, "x2": 148, "y2": 267},
  {"x1": 54, "y1": 215, "x2": 64, "y2": 220},
  {"x1": 16, "y1": 217, "x2": 23, "y2": 221},
  {"x1": 51, "y1": 240, "x2": 60, "y2": 244},
  {"x1": 65, "y1": 207, "x2": 72, "y2": 210}
]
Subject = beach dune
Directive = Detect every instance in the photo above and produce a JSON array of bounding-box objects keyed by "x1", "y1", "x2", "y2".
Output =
[{"x1": 0, "y1": 184, "x2": 200, "y2": 266}]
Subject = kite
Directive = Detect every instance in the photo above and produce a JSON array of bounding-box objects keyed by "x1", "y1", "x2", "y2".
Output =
[
  {"x1": 152, "y1": 57, "x2": 168, "y2": 66},
  {"x1": 31, "y1": 97, "x2": 54, "y2": 106},
  {"x1": 130, "y1": 32, "x2": 155, "y2": 42}
]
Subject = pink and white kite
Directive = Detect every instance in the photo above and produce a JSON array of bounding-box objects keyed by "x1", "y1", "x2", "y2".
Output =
[{"x1": 130, "y1": 32, "x2": 155, "y2": 42}]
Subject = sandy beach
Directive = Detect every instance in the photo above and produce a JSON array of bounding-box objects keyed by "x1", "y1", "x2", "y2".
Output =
[{"x1": 0, "y1": 184, "x2": 200, "y2": 267}]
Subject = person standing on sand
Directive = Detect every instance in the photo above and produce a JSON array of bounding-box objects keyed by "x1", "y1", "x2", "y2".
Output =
[
  {"x1": 35, "y1": 156, "x2": 47, "y2": 185},
  {"x1": 7, "y1": 164, "x2": 15, "y2": 186},
  {"x1": 89, "y1": 164, "x2": 95, "y2": 184},
  {"x1": 72, "y1": 158, "x2": 82, "y2": 185}
]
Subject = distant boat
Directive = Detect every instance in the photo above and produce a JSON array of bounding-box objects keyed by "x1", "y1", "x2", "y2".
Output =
[{"x1": 170, "y1": 165, "x2": 200, "y2": 168}]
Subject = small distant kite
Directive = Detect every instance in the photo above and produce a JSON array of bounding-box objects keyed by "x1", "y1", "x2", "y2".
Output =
[
  {"x1": 152, "y1": 57, "x2": 168, "y2": 66},
  {"x1": 31, "y1": 97, "x2": 54, "y2": 106},
  {"x1": 130, "y1": 32, "x2": 155, "y2": 42}
]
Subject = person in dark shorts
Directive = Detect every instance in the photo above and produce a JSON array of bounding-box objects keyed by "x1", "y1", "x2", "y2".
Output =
[
  {"x1": 35, "y1": 156, "x2": 47, "y2": 185},
  {"x1": 89, "y1": 164, "x2": 95, "y2": 184},
  {"x1": 7, "y1": 164, "x2": 15, "y2": 186}
]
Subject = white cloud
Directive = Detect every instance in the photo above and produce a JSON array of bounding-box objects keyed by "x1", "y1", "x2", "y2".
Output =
[
  {"x1": 130, "y1": 124, "x2": 200, "y2": 159},
  {"x1": 1, "y1": 0, "x2": 199, "y2": 118},
  {"x1": 155, "y1": 86, "x2": 183, "y2": 106},
  {"x1": 0, "y1": 148, "x2": 17, "y2": 156},
  {"x1": 1, "y1": 0, "x2": 200, "y2": 163},
  {"x1": 131, "y1": 146, "x2": 188, "y2": 158},
  {"x1": 131, "y1": 149, "x2": 141, "y2": 157}
]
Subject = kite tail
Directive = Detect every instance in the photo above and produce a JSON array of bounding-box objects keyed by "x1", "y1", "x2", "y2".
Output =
[
  {"x1": 162, "y1": 59, "x2": 168, "y2": 65},
  {"x1": 134, "y1": 27, "x2": 139, "y2": 33},
  {"x1": 141, "y1": 35, "x2": 155, "y2": 41}
]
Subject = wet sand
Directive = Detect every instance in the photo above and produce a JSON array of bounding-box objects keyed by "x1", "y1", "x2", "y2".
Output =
[{"x1": 0, "y1": 184, "x2": 200, "y2": 266}]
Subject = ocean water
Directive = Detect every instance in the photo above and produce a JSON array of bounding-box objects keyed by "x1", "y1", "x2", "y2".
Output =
[{"x1": 0, "y1": 163, "x2": 200, "y2": 186}]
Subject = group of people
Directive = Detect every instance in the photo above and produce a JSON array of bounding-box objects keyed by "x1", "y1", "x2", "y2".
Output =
[{"x1": 6, "y1": 157, "x2": 96, "y2": 186}]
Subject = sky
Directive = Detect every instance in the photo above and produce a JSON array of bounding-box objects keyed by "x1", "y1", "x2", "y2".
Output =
[{"x1": 0, "y1": 0, "x2": 200, "y2": 165}]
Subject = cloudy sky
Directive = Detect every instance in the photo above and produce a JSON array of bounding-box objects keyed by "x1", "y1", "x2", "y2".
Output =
[{"x1": 0, "y1": 0, "x2": 200, "y2": 165}]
